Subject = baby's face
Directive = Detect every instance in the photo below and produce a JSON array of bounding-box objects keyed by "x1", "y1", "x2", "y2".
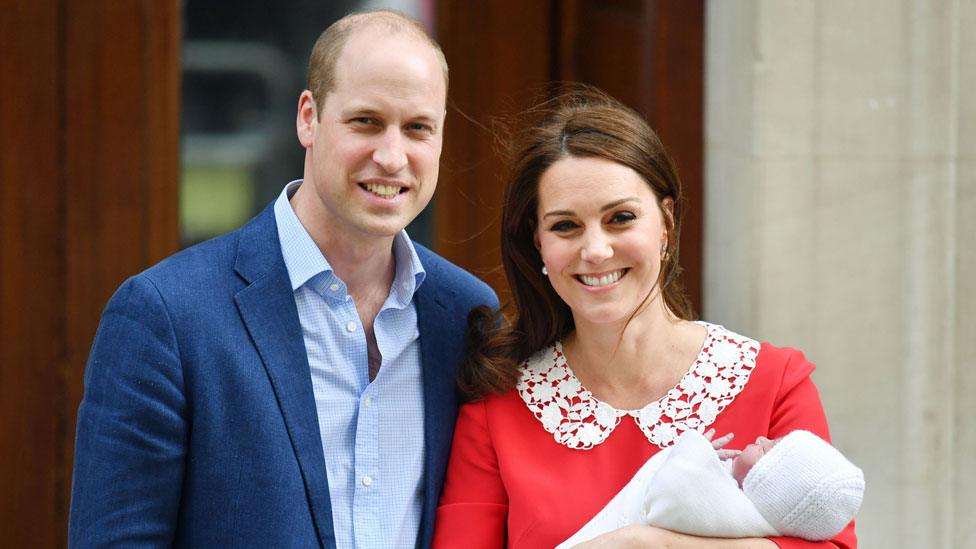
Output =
[{"x1": 731, "y1": 436, "x2": 780, "y2": 487}]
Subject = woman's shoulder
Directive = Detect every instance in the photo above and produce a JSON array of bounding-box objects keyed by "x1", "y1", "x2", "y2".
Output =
[
  {"x1": 696, "y1": 321, "x2": 817, "y2": 386},
  {"x1": 698, "y1": 321, "x2": 813, "y2": 365},
  {"x1": 459, "y1": 387, "x2": 525, "y2": 417}
]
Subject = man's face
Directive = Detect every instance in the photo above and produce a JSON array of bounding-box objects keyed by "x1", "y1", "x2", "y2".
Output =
[{"x1": 297, "y1": 28, "x2": 446, "y2": 242}]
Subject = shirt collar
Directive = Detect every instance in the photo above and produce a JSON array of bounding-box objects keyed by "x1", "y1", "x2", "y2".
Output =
[{"x1": 274, "y1": 180, "x2": 426, "y2": 304}]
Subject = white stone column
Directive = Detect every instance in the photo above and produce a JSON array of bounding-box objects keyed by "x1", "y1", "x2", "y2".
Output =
[{"x1": 705, "y1": 1, "x2": 974, "y2": 547}]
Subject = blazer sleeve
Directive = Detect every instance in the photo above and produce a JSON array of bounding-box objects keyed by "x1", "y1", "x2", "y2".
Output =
[
  {"x1": 762, "y1": 346, "x2": 858, "y2": 549},
  {"x1": 432, "y1": 400, "x2": 509, "y2": 548},
  {"x1": 68, "y1": 275, "x2": 187, "y2": 548}
]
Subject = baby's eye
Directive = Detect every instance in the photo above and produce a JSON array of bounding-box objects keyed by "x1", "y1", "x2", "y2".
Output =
[{"x1": 609, "y1": 211, "x2": 637, "y2": 224}]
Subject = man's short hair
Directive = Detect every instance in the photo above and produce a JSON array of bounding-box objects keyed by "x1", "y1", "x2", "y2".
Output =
[{"x1": 306, "y1": 9, "x2": 449, "y2": 115}]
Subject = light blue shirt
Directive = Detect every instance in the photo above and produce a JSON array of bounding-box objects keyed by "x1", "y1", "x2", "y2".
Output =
[{"x1": 274, "y1": 181, "x2": 427, "y2": 549}]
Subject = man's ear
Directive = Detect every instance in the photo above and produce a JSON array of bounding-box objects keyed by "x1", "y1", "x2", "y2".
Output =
[{"x1": 296, "y1": 90, "x2": 317, "y2": 149}]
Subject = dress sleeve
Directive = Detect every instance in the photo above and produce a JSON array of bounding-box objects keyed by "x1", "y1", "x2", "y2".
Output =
[
  {"x1": 432, "y1": 399, "x2": 509, "y2": 548},
  {"x1": 68, "y1": 275, "x2": 187, "y2": 547},
  {"x1": 761, "y1": 346, "x2": 858, "y2": 549}
]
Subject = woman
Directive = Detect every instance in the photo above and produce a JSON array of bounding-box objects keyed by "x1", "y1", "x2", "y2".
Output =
[{"x1": 432, "y1": 86, "x2": 856, "y2": 548}]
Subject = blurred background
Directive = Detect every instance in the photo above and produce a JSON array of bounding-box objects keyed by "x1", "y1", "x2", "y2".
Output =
[{"x1": 1, "y1": 1, "x2": 972, "y2": 547}]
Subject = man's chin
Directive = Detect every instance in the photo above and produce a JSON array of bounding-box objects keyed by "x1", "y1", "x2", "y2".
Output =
[{"x1": 354, "y1": 217, "x2": 414, "y2": 239}]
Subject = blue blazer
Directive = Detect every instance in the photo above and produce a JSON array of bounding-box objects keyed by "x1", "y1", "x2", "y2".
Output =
[{"x1": 68, "y1": 204, "x2": 497, "y2": 548}]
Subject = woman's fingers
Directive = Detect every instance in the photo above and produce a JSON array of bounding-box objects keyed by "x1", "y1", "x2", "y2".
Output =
[
  {"x1": 717, "y1": 449, "x2": 742, "y2": 461},
  {"x1": 710, "y1": 432, "x2": 735, "y2": 449}
]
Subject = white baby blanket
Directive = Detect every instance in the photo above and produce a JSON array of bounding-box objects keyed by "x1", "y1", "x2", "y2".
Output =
[{"x1": 556, "y1": 431, "x2": 776, "y2": 548}]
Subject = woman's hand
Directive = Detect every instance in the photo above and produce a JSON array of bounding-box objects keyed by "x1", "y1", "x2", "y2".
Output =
[
  {"x1": 705, "y1": 428, "x2": 741, "y2": 461},
  {"x1": 573, "y1": 524, "x2": 778, "y2": 548},
  {"x1": 570, "y1": 524, "x2": 658, "y2": 548}
]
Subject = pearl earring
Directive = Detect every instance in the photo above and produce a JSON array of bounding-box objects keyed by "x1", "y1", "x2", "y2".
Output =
[{"x1": 541, "y1": 265, "x2": 549, "y2": 275}]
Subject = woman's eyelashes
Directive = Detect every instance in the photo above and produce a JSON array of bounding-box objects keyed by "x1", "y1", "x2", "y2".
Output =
[
  {"x1": 547, "y1": 211, "x2": 638, "y2": 233},
  {"x1": 608, "y1": 211, "x2": 637, "y2": 225},
  {"x1": 549, "y1": 220, "x2": 579, "y2": 233}
]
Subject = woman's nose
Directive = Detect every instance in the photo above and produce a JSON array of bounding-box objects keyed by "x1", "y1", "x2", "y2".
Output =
[{"x1": 580, "y1": 231, "x2": 613, "y2": 264}]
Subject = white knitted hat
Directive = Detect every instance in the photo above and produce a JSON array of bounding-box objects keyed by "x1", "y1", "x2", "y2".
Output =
[{"x1": 742, "y1": 430, "x2": 864, "y2": 541}]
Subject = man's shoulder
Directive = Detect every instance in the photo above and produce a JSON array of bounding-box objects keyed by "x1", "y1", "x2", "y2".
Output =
[
  {"x1": 139, "y1": 228, "x2": 241, "y2": 287},
  {"x1": 413, "y1": 243, "x2": 498, "y2": 308},
  {"x1": 134, "y1": 204, "x2": 278, "y2": 297}
]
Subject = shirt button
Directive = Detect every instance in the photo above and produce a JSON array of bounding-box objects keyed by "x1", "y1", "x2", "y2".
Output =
[
  {"x1": 362, "y1": 475, "x2": 373, "y2": 487},
  {"x1": 346, "y1": 321, "x2": 356, "y2": 332},
  {"x1": 329, "y1": 283, "x2": 340, "y2": 292},
  {"x1": 363, "y1": 397, "x2": 372, "y2": 408}
]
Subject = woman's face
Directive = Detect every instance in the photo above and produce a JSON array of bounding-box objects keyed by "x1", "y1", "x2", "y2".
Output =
[{"x1": 535, "y1": 155, "x2": 669, "y2": 327}]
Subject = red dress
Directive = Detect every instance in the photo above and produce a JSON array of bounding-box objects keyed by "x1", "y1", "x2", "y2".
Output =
[{"x1": 433, "y1": 323, "x2": 857, "y2": 548}]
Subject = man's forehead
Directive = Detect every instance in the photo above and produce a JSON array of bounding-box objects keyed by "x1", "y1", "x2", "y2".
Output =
[
  {"x1": 337, "y1": 26, "x2": 447, "y2": 85},
  {"x1": 326, "y1": 34, "x2": 445, "y2": 113}
]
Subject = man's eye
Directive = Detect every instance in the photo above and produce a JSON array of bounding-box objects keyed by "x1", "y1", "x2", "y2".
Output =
[
  {"x1": 407, "y1": 122, "x2": 433, "y2": 134},
  {"x1": 609, "y1": 211, "x2": 637, "y2": 224},
  {"x1": 351, "y1": 117, "x2": 375, "y2": 125}
]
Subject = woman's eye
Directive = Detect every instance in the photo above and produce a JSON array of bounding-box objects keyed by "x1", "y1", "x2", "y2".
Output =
[
  {"x1": 549, "y1": 220, "x2": 577, "y2": 233},
  {"x1": 609, "y1": 211, "x2": 637, "y2": 224}
]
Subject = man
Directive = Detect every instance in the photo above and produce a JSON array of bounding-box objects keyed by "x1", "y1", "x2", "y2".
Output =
[{"x1": 68, "y1": 10, "x2": 496, "y2": 548}]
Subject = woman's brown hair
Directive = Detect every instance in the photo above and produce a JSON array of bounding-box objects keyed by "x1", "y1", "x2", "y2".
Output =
[{"x1": 459, "y1": 85, "x2": 694, "y2": 402}]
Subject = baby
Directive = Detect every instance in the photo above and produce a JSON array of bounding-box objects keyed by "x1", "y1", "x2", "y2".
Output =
[{"x1": 557, "y1": 430, "x2": 864, "y2": 548}]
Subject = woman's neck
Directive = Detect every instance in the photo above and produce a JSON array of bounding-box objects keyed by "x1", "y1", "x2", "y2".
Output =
[{"x1": 563, "y1": 297, "x2": 704, "y2": 410}]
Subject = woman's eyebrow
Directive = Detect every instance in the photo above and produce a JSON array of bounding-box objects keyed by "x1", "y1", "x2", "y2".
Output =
[
  {"x1": 542, "y1": 197, "x2": 639, "y2": 219},
  {"x1": 600, "y1": 197, "x2": 639, "y2": 212}
]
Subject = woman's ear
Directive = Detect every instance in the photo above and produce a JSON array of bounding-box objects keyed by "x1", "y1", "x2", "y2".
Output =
[
  {"x1": 296, "y1": 90, "x2": 318, "y2": 149},
  {"x1": 661, "y1": 196, "x2": 675, "y2": 224},
  {"x1": 660, "y1": 197, "x2": 675, "y2": 244}
]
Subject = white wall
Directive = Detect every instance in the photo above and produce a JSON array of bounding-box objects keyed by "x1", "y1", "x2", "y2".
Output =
[{"x1": 705, "y1": 1, "x2": 974, "y2": 547}]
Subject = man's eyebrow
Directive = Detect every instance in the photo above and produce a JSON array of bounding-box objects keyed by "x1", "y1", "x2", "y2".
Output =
[
  {"x1": 340, "y1": 107, "x2": 380, "y2": 118},
  {"x1": 408, "y1": 114, "x2": 440, "y2": 128},
  {"x1": 542, "y1": 197, "x2": 639, "y2": 219},
  {"x1": 340, "y1": 107, "x2": 441, "y2": 128}
]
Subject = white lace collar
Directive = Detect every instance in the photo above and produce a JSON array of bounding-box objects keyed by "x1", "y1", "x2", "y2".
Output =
[{"x1": 515, "y1": 322, "x2": 760, "y2": 450}]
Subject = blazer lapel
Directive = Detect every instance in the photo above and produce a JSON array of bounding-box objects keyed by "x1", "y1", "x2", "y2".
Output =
[{"x1": 233, "y1": 206, "x2": 335, "y2": 548}]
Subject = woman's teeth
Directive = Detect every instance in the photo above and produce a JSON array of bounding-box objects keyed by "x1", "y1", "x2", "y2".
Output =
[
  {"x1": 364, "y1": 183, "x2": 400, "y2": 198},
  {"x1": 579, "y1": 270, "x2": 624, "y2": 287}
]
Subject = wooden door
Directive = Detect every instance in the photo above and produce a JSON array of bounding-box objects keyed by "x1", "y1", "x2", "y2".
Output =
[
  {"x1": 435, "y1": 0, "x2": 704, "y2": 311},
  {"x1": 0, "y1": 2, "x2": 180, "y2": 545}
]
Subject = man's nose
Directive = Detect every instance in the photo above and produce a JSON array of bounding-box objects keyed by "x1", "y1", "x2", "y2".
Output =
[
  {"x1": 580, "y1": 231, "x2": 613, "y2": 264},
  {"x1": 372, "y1": 128, "x2": 408, "y2": 174}
]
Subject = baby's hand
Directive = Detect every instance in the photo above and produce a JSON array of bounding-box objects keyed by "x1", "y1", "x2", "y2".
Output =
[{"x1": 704, "y1": 428, "x2": 741, "y2": 461}]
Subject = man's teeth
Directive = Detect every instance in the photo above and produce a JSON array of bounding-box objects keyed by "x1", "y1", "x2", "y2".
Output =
[
  {"x1": 579, "y1": 270, "x2": 624, "y2": 287},
  {"x1": 364, "y1": 183, "x2": 400, "y2": 198}
]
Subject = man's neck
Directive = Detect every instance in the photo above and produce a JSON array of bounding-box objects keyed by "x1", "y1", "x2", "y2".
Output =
[
  {"x1": 320, "y1": 232, "x2": 397, "y2": 300},
  {"x1": 289, "y1": 182, "x2": 399, "y2": 298}
]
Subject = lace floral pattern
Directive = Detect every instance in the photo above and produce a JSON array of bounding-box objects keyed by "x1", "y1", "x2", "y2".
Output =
[{"x1": 515, "y1": 322, "x2": 760, "y2": 450}]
